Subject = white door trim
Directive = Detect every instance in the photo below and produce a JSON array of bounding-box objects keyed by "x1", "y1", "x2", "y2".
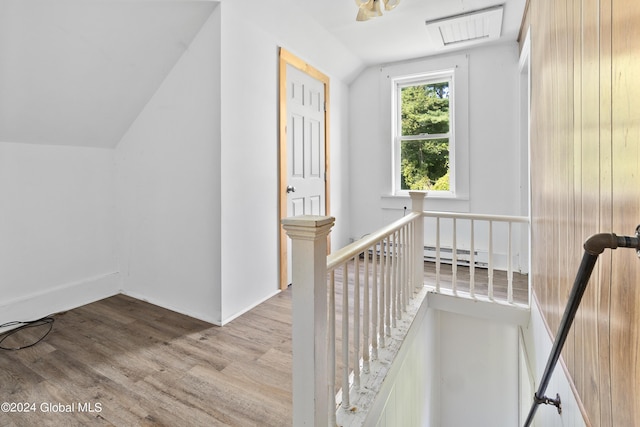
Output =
[{"x1": 278, "y1": 47, "x2": 331, "y2": 290}]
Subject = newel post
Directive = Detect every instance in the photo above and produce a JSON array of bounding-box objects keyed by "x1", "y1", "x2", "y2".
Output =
[
  {"x1": 410, "y1": 191, "x2": 426, "y2": 289},
  {"x1": 281, "y1": 215, "x2": 335, "y2": 427}
]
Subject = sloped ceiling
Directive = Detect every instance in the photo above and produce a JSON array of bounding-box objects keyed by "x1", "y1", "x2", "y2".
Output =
[
  {"x1": 0, "y1": 0, "x2": 525, "y2": 149},
  {"x1": 0, "y1": 0, "x2": 216, "y2": 148}
]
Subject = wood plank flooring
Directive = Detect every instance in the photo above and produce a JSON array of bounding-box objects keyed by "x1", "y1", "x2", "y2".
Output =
[
  {"x1": 0, "y1": 263, "x2": 527, "y2": 427},
  {"x1": 0, "y1": 292, "x2": 293, "y2": 427}
]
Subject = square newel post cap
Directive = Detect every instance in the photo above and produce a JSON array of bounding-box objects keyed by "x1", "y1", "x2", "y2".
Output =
[
  {"x1": 409, "y1": 191, "x2": 427, "y2": 212},
  {"x1": 281, "y1": 215, "x2": 335, "y2": 240}
]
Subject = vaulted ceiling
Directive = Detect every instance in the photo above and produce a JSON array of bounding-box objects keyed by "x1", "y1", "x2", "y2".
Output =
[
  {"x1": 0, "y1": 0, "x2": 216, "y2": 148},
  {"x1": 0, "y1": 0, "x2": 525, "y2": 148}
]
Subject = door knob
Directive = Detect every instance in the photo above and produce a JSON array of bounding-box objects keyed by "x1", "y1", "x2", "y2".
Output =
[{"x1": 286, "y1": 185, "x2": 296, "y2": 193}]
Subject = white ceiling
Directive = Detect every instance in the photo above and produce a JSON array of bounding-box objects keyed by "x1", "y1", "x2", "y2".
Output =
[
  {"x1": 0, "y1": 0, "x2": 525, "y2": 148},
  {"x1": 0, "y1": 0, "x2": 216, "y2": 148},
  {"x1": 298, "y1": 0, "x2": 526, "y2": 65}
]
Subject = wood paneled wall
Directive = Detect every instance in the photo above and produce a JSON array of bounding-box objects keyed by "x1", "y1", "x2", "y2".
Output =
[{"x1": 528, "y1": 0, "x2": 640, "y2": 425}]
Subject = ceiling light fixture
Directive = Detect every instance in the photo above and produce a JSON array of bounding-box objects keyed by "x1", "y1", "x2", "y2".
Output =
[{"x1": 355, "y1": 0, "x2": 400, "y2": 22}]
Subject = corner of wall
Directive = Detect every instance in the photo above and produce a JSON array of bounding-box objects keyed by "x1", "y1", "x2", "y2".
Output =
[{"x1": 114, "y1": 8, "x2": 223, "y2": 324}]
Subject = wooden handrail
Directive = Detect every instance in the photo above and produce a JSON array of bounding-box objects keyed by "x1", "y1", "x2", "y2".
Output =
[
  {"x1": 423, "y1": 210, "x2": 529, "y2": 223},
  {"x1": 327, "y1": 212, "x2": 421, "y2": 271}
]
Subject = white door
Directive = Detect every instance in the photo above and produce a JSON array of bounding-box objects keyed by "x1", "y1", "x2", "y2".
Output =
[
  {"x1": 283, "y1": 63, "x2": 327, "y2": 286},
  {"x1": 286, "y1": 64, "x2": 326, "y2": 218}
]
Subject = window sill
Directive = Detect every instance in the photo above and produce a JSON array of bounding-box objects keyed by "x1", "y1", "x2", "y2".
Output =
[{"x1": 381, "y1": 193, "x2": 470, "y2": 212}]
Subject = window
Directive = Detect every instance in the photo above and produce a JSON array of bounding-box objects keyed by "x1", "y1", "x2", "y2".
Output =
[
  {"x1": 383, "y1": 54, "x2": 468, "y2": 202},
  {"x1": 394, "y1": 72, "x2": 453, "y2": 193}
]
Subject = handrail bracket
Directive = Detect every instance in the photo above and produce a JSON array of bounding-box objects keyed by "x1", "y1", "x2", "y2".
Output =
[{"x1": 534, "y1": 393, "x2": 562, "y2": 415}]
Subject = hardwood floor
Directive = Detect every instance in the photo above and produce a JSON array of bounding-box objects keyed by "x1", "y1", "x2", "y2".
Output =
[
  {"x1": 0, "y1": 292, "x2": 293, "y2": 427},
  {"x1": 0, "y1": 263, "x2": 527, "y2": 427}
]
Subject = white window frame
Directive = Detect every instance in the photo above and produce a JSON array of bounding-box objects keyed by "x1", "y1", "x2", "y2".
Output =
[
  {"x1": 381, "y1": 54, "x2": 469, "y2": 203},
  {"x1": 392, "y1": 70, "x2": 455, "y2": 195}
]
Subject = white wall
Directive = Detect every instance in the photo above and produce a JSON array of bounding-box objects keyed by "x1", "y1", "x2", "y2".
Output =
[
  {"x1": 0, "y1": 142, "x2": 117, "y2": 326},
  {"x1": 2, "y1": 0, "x2": 362, "y2": 327},
  {"x1": 217, "y1": 1, "x2": 361, "y2": 323},
  {"x1": 366, "y1": 295, "x2": 523, "y2": 427},
  {"x1": 114, "y1": 1, "x2": 361, "y2": 325},
  {"x1": 367, "y1": 306, "x2": 440, "y2": 427},
  {"x1": 115, "y1": 9, "x2": 222, "y2": 324},
  {"x1": 349, "y1": 42, "x2": 523, "y2": 241},
  {"x1": 467, "y1": 43, "x2": 522, "y2": 216},
  {"x1": 438, "y1": 310, "x2": 520, "y2": 426}
]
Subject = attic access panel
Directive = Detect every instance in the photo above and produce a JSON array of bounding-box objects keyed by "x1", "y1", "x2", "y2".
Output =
[{"x1": 425, "y1": 5, "x2": 504, "y2": 48}]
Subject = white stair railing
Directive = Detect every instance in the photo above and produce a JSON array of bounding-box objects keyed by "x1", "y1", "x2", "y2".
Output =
[
  {"x1": 282, "y1": 192, "x2": 426, "y2": 427},
  {"x1": 423, "y1": 211, "x2": 529, "y2": 304},
  {"x1": 282, "y1": 192, "x2": 530, "y2": 426},
  {"x1": 325, "y1": 192, "x2": 425, "y2": 424}
]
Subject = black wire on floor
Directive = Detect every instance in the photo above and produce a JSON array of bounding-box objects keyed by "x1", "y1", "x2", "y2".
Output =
[{"x1": 0, "y1": 317, "x2": 54, "y2": 351}]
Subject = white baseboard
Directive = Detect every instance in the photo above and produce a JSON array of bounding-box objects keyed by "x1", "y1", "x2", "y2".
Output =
[
  {"x1": 0, "y1": 272, "x2": 120, "y2": 332},
  {"x1": 220, "y1": 289, "x2": 282, "y2": 326},
  {"x1": 120, "y1": 290, "x2": 224, "y2": 326},
  {"x1": 118, "y1": 287, "x2": 283, "y2": 327},
  {"x1": 2, "y1": 277, "x2": 281, "y2": 332}
]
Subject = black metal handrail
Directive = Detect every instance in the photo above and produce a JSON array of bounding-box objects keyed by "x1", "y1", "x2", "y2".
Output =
[{"x1": 523, "y1": 229, "x2": 640, "y2": 426}]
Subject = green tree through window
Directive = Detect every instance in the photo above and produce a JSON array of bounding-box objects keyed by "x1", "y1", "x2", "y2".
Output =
[{"x1": 399, "y1": 81, "x2": 451, "y2": 191}]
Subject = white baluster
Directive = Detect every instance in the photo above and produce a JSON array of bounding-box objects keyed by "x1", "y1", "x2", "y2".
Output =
[
  {"x1": 379, "y1": 237, "x2": 386, "y2": 347},
  {"x1": 329, "y1": 270, "x2": 336, "y2": 425},
  {"x1": 363, "y1": 249, "x2": 370, "y2": 372},
  {"x1": 379, "y1": 238, "x2": 385, "y2": 344},
  {"x1": 398, "y1": 227, "x2": 404, "y2": 312},
  {"x1": 508, "y1": 221, "x2": 513, "y2": 304},
  {"x1": 405, "y1": 224, "x2": 411, "y2": 305},
  {"x1": 390, "y1": 232, "x2": 397, "y2": 328},
  {"x1": 395, "y1": 230, "x2": 402, "y2": 319},
  {"x1": 372, "y1": 245, "x2": 379, "y2": 358},
  {"x1": 342, "y1": 263, "x2": 350, "y2": 410},
  {"x1": 436, "y1": 217, "x2": 441, "y2": 292},
  {"x1": 353, "y1": 255, "x2": 360, "y2": 388},
  {"x1": 402, "y1": 225, "x2": 408, "y2": 310},
  {"x1": 408, "y1": 220, "x2": 414, "y2": 295},
  {"x1": 385, "y1": 235, "x2": 392, "y2": 337},
  {"x1": 488, "y1": 221, "x2": 494, "y2": 300},
  {"x1": 452, "y1": 218, "x2": 457, "y2": 294},
  {"x1": 470, "y1": 220, "x2": 475, "y2": 298}
]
